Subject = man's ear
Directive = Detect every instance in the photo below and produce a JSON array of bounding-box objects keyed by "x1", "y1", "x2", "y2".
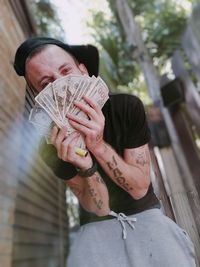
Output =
[{"x1": 78, "y1": 63, "x2": 88, "y2": 75}]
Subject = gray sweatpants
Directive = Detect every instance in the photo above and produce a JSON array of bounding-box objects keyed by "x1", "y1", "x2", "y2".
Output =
[{"x1": 67, "y1": 209, "x2": 196, "y2": 267}]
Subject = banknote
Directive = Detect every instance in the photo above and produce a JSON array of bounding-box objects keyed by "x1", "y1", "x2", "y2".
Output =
[
  {"x1": 29, "y1": 74, "x2": 109, "y2": 149},
  {"x1": 29, "y1": 104, "x2": 55, "y2": 137}
]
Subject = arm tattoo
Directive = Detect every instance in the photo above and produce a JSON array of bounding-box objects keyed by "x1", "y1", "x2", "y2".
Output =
[
  {"x1": 131, "y1": 148, "x2": 148, "y2": 166},
  {"x1": 106, "y1": 155, "x2": 133, "y2": 191},
  {"x1": 88, "y1": 184, "x2": 103, "y2": 210},
  {"x1": 95, "y1": 173, "x2": 106, "y2": 185}
]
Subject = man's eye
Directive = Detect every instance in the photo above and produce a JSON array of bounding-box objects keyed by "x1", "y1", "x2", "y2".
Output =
[
  {"x1": 61, "y1": 68, "x2": 71, "y2": 75},
  {"x1": 41, "y1": 81, "x2": 50, "y2": 89}
]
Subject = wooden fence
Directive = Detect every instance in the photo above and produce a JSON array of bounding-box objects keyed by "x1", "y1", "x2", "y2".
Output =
[{"x1": 150, "y1": 4, "x2": 200, "y2": 266}]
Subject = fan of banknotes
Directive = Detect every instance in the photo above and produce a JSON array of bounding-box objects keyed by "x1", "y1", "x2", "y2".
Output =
[{"x1": 29, "y1": 74, "x2": 109, "y2": 149}]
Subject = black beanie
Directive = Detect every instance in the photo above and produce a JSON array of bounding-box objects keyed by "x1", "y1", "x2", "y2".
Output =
[{"x1": 13, "y1": 37, "x2": 99, "y2": 77}]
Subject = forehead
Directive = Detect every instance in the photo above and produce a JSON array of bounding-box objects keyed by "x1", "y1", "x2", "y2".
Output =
[
  {"x1": 25, "y1": 45, "x2": 77, "y2": 76},
  {"x1": 28, "y1": 45, "x2": 76, "y2": 66}
]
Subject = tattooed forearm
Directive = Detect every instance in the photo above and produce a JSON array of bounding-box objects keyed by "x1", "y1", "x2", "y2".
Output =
[
  {"x1": 94, "y1": 173, "x2": 106, "y2": 185},
  {"x1": 107, "y1": 154, "x2": 117, "y2": 169},
  {"x1": 106, "y1": 155, "x2": 133, "y2": 191},
  {"x1": 88, "y1": 184, "x2": 103, "y2": 210}
]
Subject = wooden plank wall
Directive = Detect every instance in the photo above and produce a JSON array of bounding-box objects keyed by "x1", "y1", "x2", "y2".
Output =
[
  {"x1": 158, "y1": 4, "x2": 200, "y2": 265},
  {"x1": 0, "y1": 1, "x2": 68, "y2": 267},
  {"x1": 171, "y1": 3, "x2": 200, "y2": 231}
]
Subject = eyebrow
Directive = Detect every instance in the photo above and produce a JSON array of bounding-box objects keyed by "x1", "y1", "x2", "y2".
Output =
[{"x1": 58, "y1": 63, "x2": 70, "y2": 71}]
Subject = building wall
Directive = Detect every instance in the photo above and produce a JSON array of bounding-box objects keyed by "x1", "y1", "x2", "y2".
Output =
[{"x1": 0, "y1": 1, "x2": 68, "y2": 267}]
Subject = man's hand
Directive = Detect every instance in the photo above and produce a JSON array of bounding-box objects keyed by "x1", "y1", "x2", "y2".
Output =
[
  {"x1": 67, "y1": 96, "x2": 105, "y2": 153},
  {"x1": 50, "y1": 126, "x2": 93, "y2": 170},
  {"x1": 50, "y1": 125, "x2": 111, "y2": 217}
]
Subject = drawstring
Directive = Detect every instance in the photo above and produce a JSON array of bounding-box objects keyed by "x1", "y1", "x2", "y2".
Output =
[{"x1": 109, "y1": 210, "x2": 137, "y2": 239}]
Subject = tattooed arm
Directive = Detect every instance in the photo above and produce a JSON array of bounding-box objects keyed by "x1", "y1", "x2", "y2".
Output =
[
  {"x1": 94, "y1": 143, "x2": 150, "y2": 199},
  {"x1": 66, "y1": 171, "x2": 110, "y2": 216},
  {"x1": 67, "y1": 96, "x2": 150, "y2": 200},
  {"x1": 90, "y1": 142, "x2": 150, "y2": 200}
]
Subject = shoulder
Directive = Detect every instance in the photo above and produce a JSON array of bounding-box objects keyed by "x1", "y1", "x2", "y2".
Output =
[
  {"x1": 104, "y1": 93, "x2": 145, "y2": 117},
  {"x1": 104, "y1": 93, "x2": 143, "y2": 111},
  {"x1": 108, "y1": 93, "x2": 141, "y2": 105},
  {"x1": 102, "y1": 93, "x2": 150, "y2": 148}
]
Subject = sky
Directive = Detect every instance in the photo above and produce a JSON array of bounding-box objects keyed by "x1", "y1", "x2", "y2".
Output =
[
  {"x1": 50, "y1": 0, "x2": 192, "y2": 45},
  {"x1": 51, "y1": 0, "x2": 91, "y2": 44},
  {"x1": 50, "y1": 0, "x2": 111, "y2": 44}
]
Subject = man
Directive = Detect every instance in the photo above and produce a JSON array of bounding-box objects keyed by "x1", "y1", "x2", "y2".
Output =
[{"x1": 14, "y1": 37, "x2": 196, "y2": 267}]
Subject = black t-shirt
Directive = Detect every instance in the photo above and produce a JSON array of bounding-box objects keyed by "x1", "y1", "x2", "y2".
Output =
[{"x1": 40, "y1": 94, "x2": 160, "y2": 225}]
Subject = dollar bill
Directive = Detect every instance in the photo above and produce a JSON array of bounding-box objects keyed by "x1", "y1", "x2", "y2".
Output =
[
  {"x1": 86, "y1": 76, "x2": 109, "y2": 108},
  {"x1": 29, "y1": 104, "x2": 55, "y2": 138},
  {"x1": 35, "y1": 83, "x2": 62, "y2": 123},
  {"x1": 30, "y1": 74, "x2": 109, "y2": 148}
]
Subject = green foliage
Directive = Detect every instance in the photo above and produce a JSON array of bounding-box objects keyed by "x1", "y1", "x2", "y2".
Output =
[
  {"x1": 109, "y1": 0, "x2": 189, "y2": 66},
  {"x1": 89, "y1": 0, "x2": 193, "y2": 98},
  {"x1": 89, "y1": 10, "x2": 140, "y2": 92},
  {"x1": 140, "y1": 1, "x2": 188, "y2": 65},
  {"x1": 30, "y1": 0, "x2": 64, "y2": 39}
]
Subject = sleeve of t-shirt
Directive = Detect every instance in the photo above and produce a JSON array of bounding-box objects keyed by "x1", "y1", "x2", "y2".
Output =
[
  {"x1": 123, "y1": 95, "x2": 151, "y2": 148},
  {"x1": 39, "y1": 140, "x2": 78, "y2": 180}
]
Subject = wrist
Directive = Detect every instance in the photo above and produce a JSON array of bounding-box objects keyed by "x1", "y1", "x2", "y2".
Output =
[
  {"x1": 79, "y1": 160, "x2": 93, "y2": 172},
  {"x1": 77, "y1": 160, "x2": 97, "y2": 177},
  {"x1": 90, "y1": 140, "x2": 106, "y2": 156}
]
